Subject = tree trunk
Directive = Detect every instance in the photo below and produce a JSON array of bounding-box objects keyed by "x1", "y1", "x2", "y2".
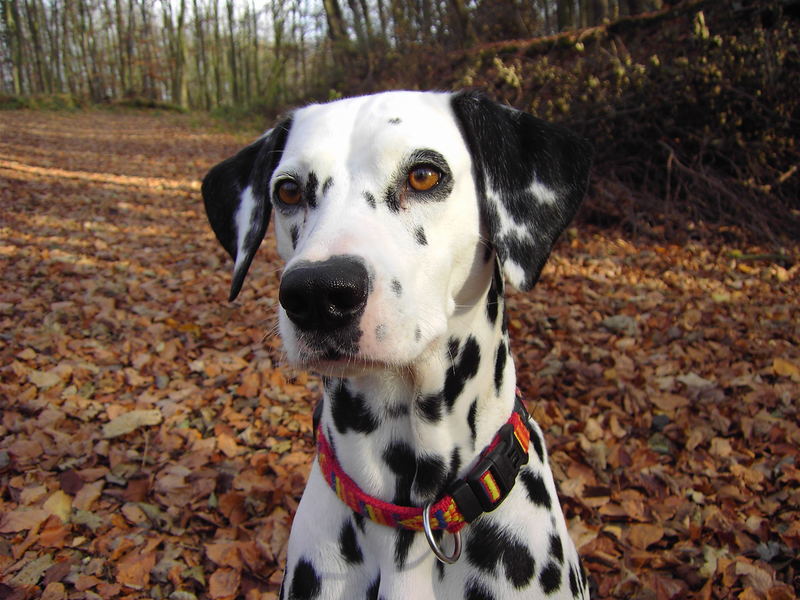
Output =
[
  {"x1": 114, "y1": 0, "x2": 128, "y2": 94},
  {"x1": 2, "y1": 0, "x2": 24, "y2": 95},
  {"x1": 592, "y1": 0, "x2": 609, "y2": 24},
  {"x1": 557, "y1": 0, "x2": 575, "y2": 31},
  {"x1": 225, "y1": 0, "x2": 238, "y2": 104},
  {"x1": 212, "y1": 0, "x2": 222, "y2": 106},
  {"x1": 192, "y1": 0, "x2": 210, "y2": 109},
  {"x1": 448, "y1": 0, "x2": 475, "y2": 47},
  {"x1": 22, "y1": 0, "x2": 47, "y2": 92}
]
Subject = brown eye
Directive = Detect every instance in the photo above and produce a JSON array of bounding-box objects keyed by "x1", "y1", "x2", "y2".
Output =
[
  {"x1": 408, "y1": 167, "x2": 441, "y2": 192},
  {"x1": 276, "y1": 180, "x2": 302, "y2": 205}
]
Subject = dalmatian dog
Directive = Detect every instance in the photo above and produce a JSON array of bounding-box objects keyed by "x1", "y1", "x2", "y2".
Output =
[{"x1": 202, "y1": 90, "x2": 592, "y2": 600}]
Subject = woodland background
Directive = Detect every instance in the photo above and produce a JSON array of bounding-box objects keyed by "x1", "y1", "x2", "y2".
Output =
[{"x1": 1, "y1": 0, "x2": 799, "y2": 599}]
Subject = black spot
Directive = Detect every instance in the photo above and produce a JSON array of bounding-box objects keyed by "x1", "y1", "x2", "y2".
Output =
[
  {"x1": 443, "y1": 336, "x2": 481, "y2": 410},
  {"x1": 339, "y1": 519, "x2": 363, "y2": 564},
  {"x1": 486, "y1": 281, "x2": 499, "y2": 325},
  {"x1": 414, "y1": 226, "x2": 428, "y2": 245},
  {"x1": 331, "y1": 380, "x2": 379, "y2": 435},
  {"x1": 549, "y1": 533, "x2": 564, "y2": 564},
  {"x1": 384, "y1": 401, "x2": 409, "y2": 418},
  {"x1": 521, "y1": 469, "x2": 551, "y2": 509},
  {"x1": 568, "y1": 563, "x2": 581, "y2": 597},
  {"x1": 529, "y1": 424, "x2": 545, "y2": 463},
  {"x1": 383, "y1": 441, "x2": 416, "y2": 505},
  {"x1": 414, "y1": 326, "x2": 421, "y2": 341},
  {"x1": 394, "y1": 528, "x2": 416, "y2": 570},
  {"x1": 353, "y1": 512, "x2": 366, "y2": 532},
  {"x1": 388, "y1": 117, "x2": 401, "y2": 124},
  {"x1": 493, "y1": 260, "x2": 505, "y2": 296},
  {"x1": 493, "y1": 339, "x2": 507, "y2": 394},
  {"x1": 305, "y1": 172, "x2": 319, "y2": 209},
  {"x1": 417, "y1": 393, "x2": 443, "y2": 423},
  {"x1": 539, "y1": 562, "x2": 562, "y2": 594},
  {"x1": 289, "y1": 558, "x2": 321, "y2": 600},
  {"x1": 466, "y1": 520, "x2": 505, "y2": 573},
  {"x1": 466, "y1": 521, "x2": 535, "y2": 588},
  {"x1": 364, "y1": 191, "x2": 376, "y2": 209},
  {"x1": 385, "y1": 187, "x2": 400, "y2": 213},
  {"x1": 366, "y1": 575, "x2": 380, "y2": 600},
  {"x1": 465, "y1": 578, "x2": 496, "y2": 600},
  {"x1": 467, "y1": 399, "x2": 478, "y2": 446},
  {"x1": 322, "y1": 176, "x2": 333, "y2": 196},
  {"x1": 391, "y1": 279, "x2": 402, "y2": 296},
  {"x1": 504, "y1": 542, "x2": 535, "y2": 588},
  {"x1": 447, "y1": 448, "x2": 461, "y2": 486},
  {"x1": 290, "y1": 224, "x2": 299, "y2": 249},
  {"x1": 447, "y1": 337, "x2": 460, "y2": 362},
  {"x1": 413, "y1": 454, "x2": 447, "y2": 499}
]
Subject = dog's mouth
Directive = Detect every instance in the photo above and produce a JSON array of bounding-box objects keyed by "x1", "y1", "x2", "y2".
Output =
[
  {"x1": 289, "y1": 330, "x2": 372, "y2": 371},
  {"x1": 288, "y1": 331, "x2": 405, "y2": 375}
]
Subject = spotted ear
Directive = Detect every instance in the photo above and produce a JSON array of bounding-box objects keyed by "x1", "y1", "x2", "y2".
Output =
[
  {"x1": 451, "y1": 91, "x2": 592, "y2": 291},
  {"x1": 201, "y1": 118, "x2": 293, "y2": 301}
]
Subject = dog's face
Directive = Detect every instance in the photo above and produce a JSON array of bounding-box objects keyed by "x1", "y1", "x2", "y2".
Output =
[
  {"x1": 271, "y1": 92, "x2": 486, "y2": 368},
  {"x1": 202, "y1": 91, "x2": 591, "y2": 372}
]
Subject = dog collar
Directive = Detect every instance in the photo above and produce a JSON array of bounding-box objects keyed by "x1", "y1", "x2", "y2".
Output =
[{"x1": 316, "y1": 397, "x2": 534, "y2": 536}]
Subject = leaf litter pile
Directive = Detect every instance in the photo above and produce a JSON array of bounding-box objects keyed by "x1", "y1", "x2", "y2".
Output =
[{"x1": 1, "y1": 111, "x2": 798, "y2": 600}]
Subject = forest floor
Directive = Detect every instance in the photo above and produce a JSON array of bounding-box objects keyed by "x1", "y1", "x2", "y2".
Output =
[{"x1": 0, "y1": 110, "x2": 798, "y2": 600}]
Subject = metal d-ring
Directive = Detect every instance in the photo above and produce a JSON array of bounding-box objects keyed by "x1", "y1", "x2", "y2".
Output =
[{"x1": 422, "y1": 501, "x2": 462, "y2": 564}]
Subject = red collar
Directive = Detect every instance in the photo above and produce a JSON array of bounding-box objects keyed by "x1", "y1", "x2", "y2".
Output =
[{"x1": 316, "y1": 398, "x2": 533, "y2": 533}]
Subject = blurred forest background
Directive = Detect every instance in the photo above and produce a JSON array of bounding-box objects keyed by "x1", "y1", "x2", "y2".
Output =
[{"x1": 1, "y1": 0, "x2": 798, "y2": 242}]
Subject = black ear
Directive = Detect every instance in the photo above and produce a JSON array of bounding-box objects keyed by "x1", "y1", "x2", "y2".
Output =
[
  {"x1": 451, "y1": 91, "x2": 592, "y2": 291},
  {"x1": 201, "y1": 118, "x2": 293, "y2": 301}
]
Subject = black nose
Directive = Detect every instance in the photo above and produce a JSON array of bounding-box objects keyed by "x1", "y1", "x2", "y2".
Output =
[{"x1": 279, "y1": 256, "x2": 369, "y2": 331}]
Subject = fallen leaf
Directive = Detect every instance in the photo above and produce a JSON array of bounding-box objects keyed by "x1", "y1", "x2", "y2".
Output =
[
  {"x1": 10, "y1": 553, "x2": 54, "y2": 586},
  {"x1": 627, "y1": 523, "x2": 664, "y2": 549},
  {"x1": 43, "y1": 490, "x2": 72, "y2": 523},
  {"x1": 73, "y1": 480, "x2": 104, "y2": 511},
  {"x1": 209, "y1": 567, "x2": 241, "y2": 599},
  {"x1": 676, "y1": 372, "x2": 714, "y2": 388},
  {"x1": 649, "y1": 393, "x2": 690, "y2": 413},
  {"x1": 28, "y1": 369, "x2": 62, "y2": 389},
  {"x1": 41, "y1": 582, "x2": 66, "y2": 600},
  {"x1": 102, "y1": 409, "x2": 163, "y2": 438},
  {"x1": 0, "y1": 508, "x2": 51, "y2": 533},
  {"x1": 772, "y1": 357, "x2": 800, "y2": 381},
  {"x1": 116, "y1": 550, "x2": 156, "y2": 589}
]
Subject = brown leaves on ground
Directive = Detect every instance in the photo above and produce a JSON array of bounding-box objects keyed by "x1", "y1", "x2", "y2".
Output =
[{"x1": 1, "y1": 110, "x2": 798, "y2": 599}]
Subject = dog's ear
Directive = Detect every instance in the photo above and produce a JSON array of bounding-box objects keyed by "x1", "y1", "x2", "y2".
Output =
[
  {"x1": 202, "y1": 118, "x2": 293, "y2": 301},
  {"x1": 451, "y1": 91, "x2": 592, "y2": 291}
]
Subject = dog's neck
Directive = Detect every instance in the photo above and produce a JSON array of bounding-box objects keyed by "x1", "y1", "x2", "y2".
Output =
[{"x1": 316, "y1": 261, "x2": 515, "y2": 506}]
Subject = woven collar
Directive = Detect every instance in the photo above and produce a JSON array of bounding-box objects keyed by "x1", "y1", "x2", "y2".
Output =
[{"x1": 316, "y1": 397, "x2": 533, "y2": 533}]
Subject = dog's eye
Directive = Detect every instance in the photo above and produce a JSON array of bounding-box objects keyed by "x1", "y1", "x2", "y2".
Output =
[
  {"x1": 276, "y1": 180, "x2": 302, "y2": 205},
  {"x1": 408, "y1": 167, "x2": 441, "y2": 192}
]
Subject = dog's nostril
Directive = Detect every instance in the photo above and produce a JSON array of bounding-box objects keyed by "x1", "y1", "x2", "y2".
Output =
[
  {"x1": 279, "y1": 257, "x2": 369, "y2": 331},
  {"x1": 328, "y1": 287, "x2": 366, "y2": 315},
  {"x1": 279, "y1": 287, "x2": 312, "y2": 320}
]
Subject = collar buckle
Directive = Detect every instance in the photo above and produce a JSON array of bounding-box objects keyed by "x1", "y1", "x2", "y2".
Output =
[{"x1": 448, "y1": 420, "x2": 530, "y2": 521}]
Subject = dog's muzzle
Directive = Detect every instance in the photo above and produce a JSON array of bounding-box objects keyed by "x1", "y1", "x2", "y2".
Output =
[{"x1": 279, "y1": 256, "x2": 369, "y2": 333}]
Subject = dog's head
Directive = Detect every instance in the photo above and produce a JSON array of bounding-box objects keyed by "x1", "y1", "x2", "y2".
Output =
[{"x1": 202, "y1": 91, "x2": 591, "y2": 371}]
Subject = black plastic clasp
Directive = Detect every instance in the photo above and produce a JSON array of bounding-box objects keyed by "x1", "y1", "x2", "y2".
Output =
[{"x1": 448, "y1": 423, "x2": 530, "y2": 522}]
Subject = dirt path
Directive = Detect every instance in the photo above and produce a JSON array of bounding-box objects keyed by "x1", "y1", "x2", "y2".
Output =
[{"x1": 1, "y1": 110, "x2": 798, "y2": 599}]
